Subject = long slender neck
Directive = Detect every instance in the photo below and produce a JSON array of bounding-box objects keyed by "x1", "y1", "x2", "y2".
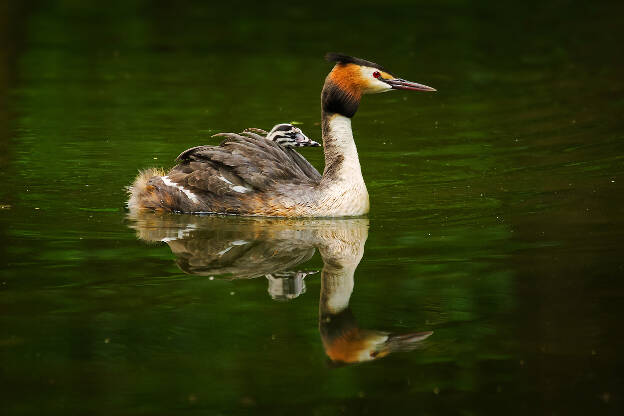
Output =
[
  {"x1": 320, "y1": 111, "x2": 363, "y2": 183},
  {"x1": 313, "y1": 78, "x2": 369, "y2": 215},
  {"x1": 320, "y1": 75, "x2": 363, "y2": 184}
]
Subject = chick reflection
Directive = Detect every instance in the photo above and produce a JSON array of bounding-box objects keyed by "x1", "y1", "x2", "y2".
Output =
[{"x1": 128, "y1": 213, "x2": 432, "y2": 364}]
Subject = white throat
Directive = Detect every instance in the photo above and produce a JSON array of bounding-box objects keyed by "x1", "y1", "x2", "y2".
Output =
[
  {"x1": 326, "y1": 115, "x2": 356, "y2": 159},
  {"x1": 318, "y1": 114, "x2": 369, "y2": 216},
  {"x1": 322, "y1": 115, "x2": 362, "y2": 180}
]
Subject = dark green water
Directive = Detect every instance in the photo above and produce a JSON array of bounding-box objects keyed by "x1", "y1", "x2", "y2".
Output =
[{"x1": 1, "y1": 1, "x2": 624, "y2": 414}]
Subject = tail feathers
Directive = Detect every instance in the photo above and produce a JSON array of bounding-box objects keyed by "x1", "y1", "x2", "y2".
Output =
[{"x1": 126, "y1": 168, "x2": 167, "y2": 212}]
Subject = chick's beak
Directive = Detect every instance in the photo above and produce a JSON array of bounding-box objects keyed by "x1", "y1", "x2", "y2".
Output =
[
  {"x1": 295, "y1": 132, "x2": 309, "y2": 144},
  {"x1": 386, "y1": 78, "x2": 436, "y2": 92}
]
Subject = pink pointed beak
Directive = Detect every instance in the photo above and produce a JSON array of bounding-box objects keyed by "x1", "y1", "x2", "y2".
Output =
[{"x1": 386, "y1": 78, "x2": 436, "y2": 92}]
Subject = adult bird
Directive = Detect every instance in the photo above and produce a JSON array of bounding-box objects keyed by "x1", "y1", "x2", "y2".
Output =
[{"x1": 127, "y1": 53, "x2": 435, "y2": 216}]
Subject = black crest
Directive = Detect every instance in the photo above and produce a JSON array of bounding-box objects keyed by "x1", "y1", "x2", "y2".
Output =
[{"x1": 325, "y1": 53, "x2": 386, "y2": 71}]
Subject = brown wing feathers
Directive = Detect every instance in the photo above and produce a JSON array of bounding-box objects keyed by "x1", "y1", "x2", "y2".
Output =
[
  {"x1": 141, "y1": 131, "x2": 322, "y2": 214},
  {"x1": 177, "y1": 133, "x2": 320, "y2": 188},
  {"x1": 128, "y1": 130, "x2": 322, "y2": 214}
]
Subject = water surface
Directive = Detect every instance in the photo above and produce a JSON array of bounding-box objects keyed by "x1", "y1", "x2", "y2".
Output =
[{"x1": 1, "y1": 1, "x2": 623, "y2": 415}]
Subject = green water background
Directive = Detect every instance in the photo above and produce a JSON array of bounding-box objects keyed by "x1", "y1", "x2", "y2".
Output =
[{"x1": 1, "y1": 0, "x2": 623, "y2": 414}]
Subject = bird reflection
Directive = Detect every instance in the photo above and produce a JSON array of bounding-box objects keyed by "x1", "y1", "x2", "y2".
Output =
[{"x1": 128, "y1": 213, "x2": 432, "y2": 364}]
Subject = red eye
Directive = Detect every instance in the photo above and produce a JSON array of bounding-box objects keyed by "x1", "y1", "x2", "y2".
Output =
[{"x1": 373, "y1": 71, "x2": 381, "y2": 78}]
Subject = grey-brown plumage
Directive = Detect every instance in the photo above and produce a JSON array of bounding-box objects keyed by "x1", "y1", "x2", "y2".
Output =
[
  {"x1": 128, "y1": 132, "x2": 322, "y2": 215},
  {"x1": 177, "y1": 133, "x2": 321, "y2": 185}
]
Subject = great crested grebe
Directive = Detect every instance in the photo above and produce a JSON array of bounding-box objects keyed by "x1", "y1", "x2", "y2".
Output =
[{"x1": 127, "y1": 53, "x2": 435, "y2": 216}]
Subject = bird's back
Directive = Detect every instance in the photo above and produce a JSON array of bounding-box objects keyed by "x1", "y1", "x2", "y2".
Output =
[{"x1": 127, "y1": 132, "x2": 322, "y2": 216}]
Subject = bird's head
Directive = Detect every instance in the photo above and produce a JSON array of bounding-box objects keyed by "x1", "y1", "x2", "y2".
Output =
[
  {"x1": 323, "y1": 327, "x2": 434, "y2": 365},
  {"x1": 266, "y1": 123, "x2": 321, "y2": 148},
  {"x1": 322, "y1": 53, "x2": 435, "y2": 118},
  {"x1": 320, "y1": 308, "x2": 434, "y2": 365}
]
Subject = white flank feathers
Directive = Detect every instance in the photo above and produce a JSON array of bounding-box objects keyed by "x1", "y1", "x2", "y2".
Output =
[
  {"x1": 231, "y1": 186, "x2": 249, "y2": 193},
  {"x1": 161, "y1": 176, "x2": 200, "y2": 203},
  {"x1": 219, "y1": 176, "x2": 249, "y2": 193}
]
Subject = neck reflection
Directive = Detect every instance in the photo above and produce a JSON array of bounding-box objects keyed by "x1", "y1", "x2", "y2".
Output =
[{"x1": 128, "y1": 214, "x2": 432, "y2": 364}]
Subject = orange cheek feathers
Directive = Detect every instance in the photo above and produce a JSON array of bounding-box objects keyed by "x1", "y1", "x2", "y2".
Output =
[{"x1": 329, "y1": 64, "x2": 366, "y2": 99}]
